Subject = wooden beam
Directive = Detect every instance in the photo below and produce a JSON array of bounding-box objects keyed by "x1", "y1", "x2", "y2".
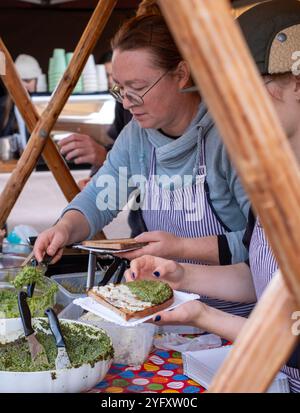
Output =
[
  {"x1": 0, "y1": 0, "x2": 116, "y2": 233},
  {"x1": 0, "y1": 37, "x2": 81, "y2": 202},
  {"x1": 209, "y1": 271, "x2": 299, "y2": 392}
]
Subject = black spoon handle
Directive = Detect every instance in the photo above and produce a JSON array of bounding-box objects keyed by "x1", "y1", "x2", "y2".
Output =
[
  {"x1": 45, "y1": 308, "x2": 66, "y2": 348},
  {"x1": 18, "y1": 291, "x2": 34, "y2": 337}
]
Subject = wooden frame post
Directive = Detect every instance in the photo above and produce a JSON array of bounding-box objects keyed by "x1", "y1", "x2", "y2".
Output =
[
  {"x1": 0, "y1": 37, "x2": 80, "y2": 203},
  {"x1": 158, "y1": 0, "x2": 300, "y2": 392},
  {"x1": 0, "y1": 0, "x2": 117, "y2": 233}
]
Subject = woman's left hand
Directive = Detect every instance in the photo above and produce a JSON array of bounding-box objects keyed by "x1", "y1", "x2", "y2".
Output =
[{"x1": 116, "y1": 231, "x2": 183, "y2": 260}]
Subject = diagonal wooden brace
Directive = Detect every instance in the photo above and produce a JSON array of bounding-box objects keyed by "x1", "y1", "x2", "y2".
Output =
[
  {"x1": 0, "y1": 0, "x2": 117, "y2": 236},
  {"x1": 0, "y1": 37, "x2": 80, "y2": 203}
]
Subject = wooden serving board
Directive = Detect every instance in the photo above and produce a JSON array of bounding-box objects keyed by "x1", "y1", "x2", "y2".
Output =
[{"x1": 81, "y1": 238, "x2": 148, "y2": 251}]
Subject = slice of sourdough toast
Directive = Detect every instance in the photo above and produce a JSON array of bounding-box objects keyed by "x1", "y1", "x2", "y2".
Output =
[{"x1": 88, "y1": 280, "x2": 174, "y2": 321}]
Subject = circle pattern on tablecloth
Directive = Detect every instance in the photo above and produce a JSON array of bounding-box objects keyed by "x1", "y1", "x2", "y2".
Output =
[
  {"x1": 95, "y1": 348, "x2": 206, "y2": 394},
  {"x1": 132, "y1": 378, "x2": 150, "y2": 386}
]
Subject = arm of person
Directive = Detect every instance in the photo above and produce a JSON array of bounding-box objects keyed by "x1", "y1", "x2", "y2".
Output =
[
  {"x1": 33, "y1": 210, "x2": 90, "y2": 263},
  {"x1": 152, "y1": 300, "x2": 247, "y2": 343},
  {"x1": 118, "y1": 231, "x2": 220, "y2": 263},
  {"x1": 126, "y1": 255, "x2": 256, "y2": 304}
]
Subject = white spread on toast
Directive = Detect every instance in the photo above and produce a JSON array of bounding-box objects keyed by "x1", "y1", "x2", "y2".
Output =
[{"x1": 92, "y1": 284, "x2": 152, "y2": 312}]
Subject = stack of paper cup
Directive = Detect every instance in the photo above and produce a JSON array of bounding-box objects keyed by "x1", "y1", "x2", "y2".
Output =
[
  {"x1": 66, "y1": 52, "x2": 83, "y2": 94},
  {"x1": 82, "y1": 55, "x2": 99, "y2": 93},
  {"x1": 48, "y1": 48, "x2": 66, "y2": 92},
  {"x1": 36, "y1": 73, "x2": 48, "y2": 93},
  {"x1": 96, "y1": 64, "x2": 108, "y2": 92}
]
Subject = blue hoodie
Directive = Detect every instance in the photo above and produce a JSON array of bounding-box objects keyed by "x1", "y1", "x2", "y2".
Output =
[{"x1": 64, "y1": 102, "x2": 250, "y2": 263}]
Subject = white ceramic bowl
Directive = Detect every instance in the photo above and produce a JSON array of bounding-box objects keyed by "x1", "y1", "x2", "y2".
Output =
[{"x1": 0, "y1": 318, "x2": 113, "y2": 393}]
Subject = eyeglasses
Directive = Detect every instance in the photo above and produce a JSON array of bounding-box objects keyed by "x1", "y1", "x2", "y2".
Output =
[{"x1": 109, "y1": 70, "x2": 169, "y2": 106}]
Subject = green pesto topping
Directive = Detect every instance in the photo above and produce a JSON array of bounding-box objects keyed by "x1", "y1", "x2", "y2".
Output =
[
  {"x1": 0, "y1": 266, "x2": 58, "y2": 318},
  {"x1": 0, "y1": 283, "x2": 58, "y2": 319},
  {"x1": 12, "y1": 266, "x2": 44, "y2": 289},
  {"x1": 126, "y1": 280, "x2": 173, "y2": 305},
  {"x1": 0, "y1": 321, "x2": 114, "y2": 372}
]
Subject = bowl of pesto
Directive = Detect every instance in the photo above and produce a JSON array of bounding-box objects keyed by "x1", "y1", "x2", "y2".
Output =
[{"x1": 0, "y1": 317, "x2": 114, "y2": 393}]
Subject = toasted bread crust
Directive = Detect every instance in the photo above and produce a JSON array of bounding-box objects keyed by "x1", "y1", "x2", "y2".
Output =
[{"x1": 88, "y1": 289, "x2": 174, "y2": 321}]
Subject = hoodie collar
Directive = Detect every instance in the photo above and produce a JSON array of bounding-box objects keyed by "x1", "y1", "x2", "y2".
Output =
[{"x1": 145, "y1": 102, "x2": 213, "y2": 164}]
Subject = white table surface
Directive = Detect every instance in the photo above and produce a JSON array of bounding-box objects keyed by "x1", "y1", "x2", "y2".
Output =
[{"x1": 0, "y1": 170, "x2": 131, "y2": 238}]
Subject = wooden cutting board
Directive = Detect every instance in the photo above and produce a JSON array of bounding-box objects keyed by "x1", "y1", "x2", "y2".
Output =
[{"x1": 82, "y1": 238, "x2": 148, "y2": 250}]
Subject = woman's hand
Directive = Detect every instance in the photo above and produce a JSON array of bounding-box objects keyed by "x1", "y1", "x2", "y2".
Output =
[
  {"x1": 117, "y1": 231, "x2": 184, "y2": 260},
  {"x1": 151, "y1": 300, "x2": 207, "y2": 328},
  {"x1": 33, "y1": 221, "x2": 70, "y2": 264},
  {"x1": 124, "y1": 255, "x2": 184, "y2": 290},
  {"x1": 58, "y1": 133, "x2": 107, "y2": 168}
]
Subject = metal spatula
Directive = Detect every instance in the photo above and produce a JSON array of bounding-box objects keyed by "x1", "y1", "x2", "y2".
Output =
[{"x1": 45, "y1": 308, "x2": 71, "y2": 370}]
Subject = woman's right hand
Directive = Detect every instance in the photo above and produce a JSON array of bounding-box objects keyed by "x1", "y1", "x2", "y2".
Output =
[
  {"x1": 124, "y1": 255, "x2": 184, "y2": 290},
  {"x1": 33, "y1": 222, "x2": 70, "y2": 264}
]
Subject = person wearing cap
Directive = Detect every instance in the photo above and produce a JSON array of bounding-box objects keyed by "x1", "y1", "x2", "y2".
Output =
[{"x1": 125, "y1": 0, "x2": 300, "y2": 392}]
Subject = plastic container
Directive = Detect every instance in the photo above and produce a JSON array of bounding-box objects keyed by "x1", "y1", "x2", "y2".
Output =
[
  {"x1": 59, "y1": 302, "x2": 156, "y2": 366},
  {"x1": 51, "y1": 272, "x2": 104, "y2": 299}
]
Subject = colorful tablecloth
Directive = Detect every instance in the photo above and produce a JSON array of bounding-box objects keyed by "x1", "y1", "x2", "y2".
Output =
[{"x1": 89, "y1": 348, "x2": 206, "y2": 394}]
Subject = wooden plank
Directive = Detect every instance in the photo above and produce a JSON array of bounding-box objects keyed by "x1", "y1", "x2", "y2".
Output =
[
  {"x1": 82, "y1": 239, "x2": 148, "y2": 250},
  {"x1": 209, "y1": 271, "x2": 299, "y2": 392},
  {"x1": 0, "y1": 0, "x2": 116, "y2": 234}
]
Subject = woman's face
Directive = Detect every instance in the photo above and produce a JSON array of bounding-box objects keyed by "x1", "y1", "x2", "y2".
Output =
[
  {"x1": 265, "y1": 76, "x2": 300, "y2": 138},
  {"x1": 112, "y1": 49, "x2": 187, "y2": 130}
]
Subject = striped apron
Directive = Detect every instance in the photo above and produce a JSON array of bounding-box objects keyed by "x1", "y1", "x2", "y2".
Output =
[
  {"x1": 141, "y1": 131, "x2": 254, "y2": 317},
  {"x1": 249, "y1": 219, "x2": 300, "y2": 393}
]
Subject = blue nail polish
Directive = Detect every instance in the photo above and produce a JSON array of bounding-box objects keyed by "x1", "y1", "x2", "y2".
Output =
[
  {"x1": 132, "y1": 272, "x2": 136, "y2": 279},
  {"x1": 153, "y1": 271, "x2": 160, "y2": 278},
  {"x1": 154, "y1": 315, "x2": 161, "y2": 322}
]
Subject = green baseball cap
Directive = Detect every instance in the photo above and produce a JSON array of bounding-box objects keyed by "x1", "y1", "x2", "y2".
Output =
[{"x1": 238, "y1": 0, "x2": 300, "y2": 75}]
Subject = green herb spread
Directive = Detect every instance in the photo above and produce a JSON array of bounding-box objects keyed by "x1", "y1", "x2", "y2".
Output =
[
  {"x1": 12, "y1": 266, "x2": 44, "y2": 289},
  {"x1": 0, "y1": 320, "x2": 114, "y2": 372},
  {"x1": 126, "y1": 280, "x2": 173, "y2": 305},
  {"x1": 0, "y1": 266, "x2": 58, "y2": 318}
]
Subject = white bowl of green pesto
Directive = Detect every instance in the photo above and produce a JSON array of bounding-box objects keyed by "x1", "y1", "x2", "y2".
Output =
[{"x1": 0, "y1": 318, "x2": 114, "y2": 393}]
